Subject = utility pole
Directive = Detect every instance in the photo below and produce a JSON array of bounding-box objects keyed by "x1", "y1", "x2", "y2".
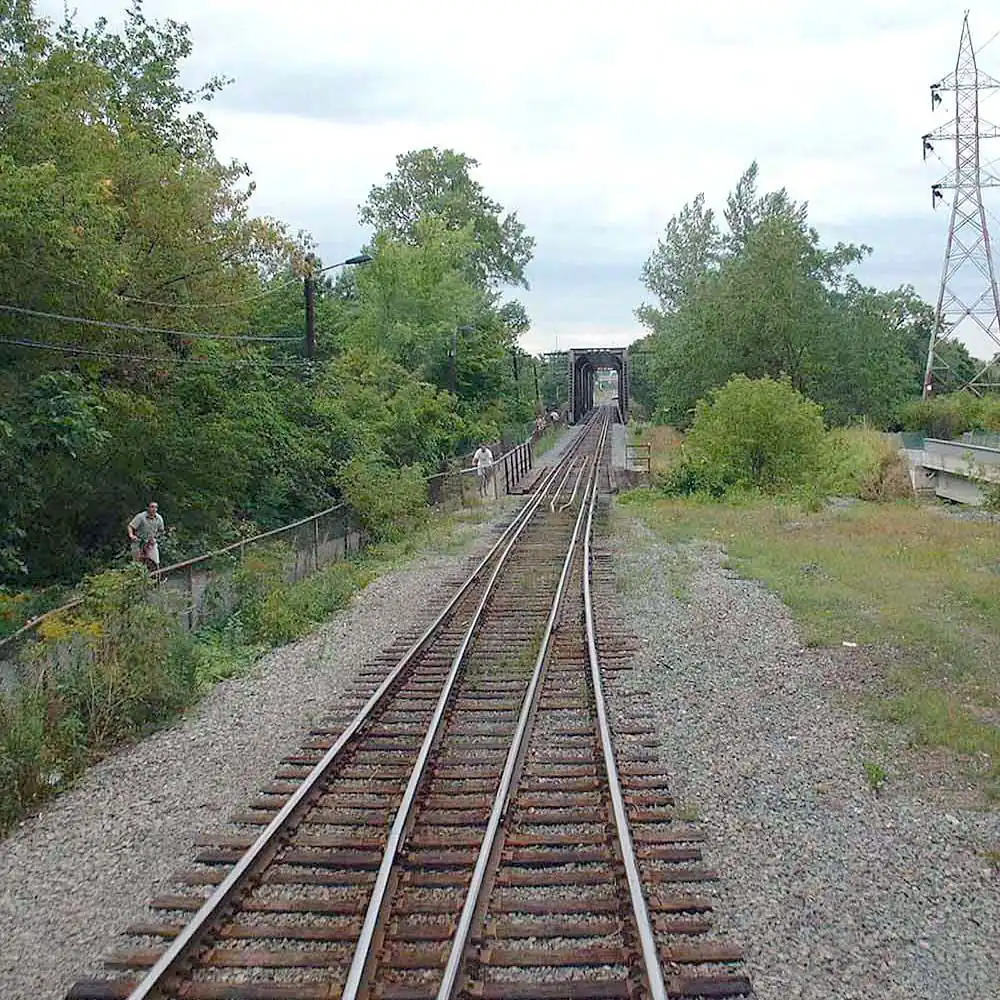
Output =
[
  {"x1": 922, "y1": 14, "x2": 1000, "y2": 396},
  {"x1": 449, "y1": 328, "x2": 458, "y2": 396},
  {"x1": 304, "y1": 253, "x2": 317, "y2": 359},
  {"x1": 532, "y1": 358, "x2": 540, "y2": 407},
  {"x1": 451, "y1": 325, "x2": 474, "y2": 397},
  {"x1": 511, "y1": 349, "x2": 520, "y2": 398}
]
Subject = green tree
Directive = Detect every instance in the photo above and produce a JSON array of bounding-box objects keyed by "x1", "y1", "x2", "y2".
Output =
[
  {"x1": 359, "y1": 147, "x2": 535, "y2": 289},
  {"x1": 723, "y1": 160, "x2": 808, "y2": 254},
  {"x1": 0, "y1": 4, "x2": 538, "y2": 590},
  {"x1": 638, "y1": 192, "x2": 722, "y2": 325},
  {"x1": 683, "y1": 374, "x2": 826, "y2": 491},
  {"x1": 636, "y1": 165, "x2": 921, "y2": 428}
]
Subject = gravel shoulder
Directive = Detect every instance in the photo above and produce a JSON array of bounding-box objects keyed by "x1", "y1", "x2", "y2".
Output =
[
  {"x1": 608, "y1": 508, "x2": 1000, "y2": 1000},
  {"x1": 0, "y1": 509, "x2": 511, "y2": 1000}
]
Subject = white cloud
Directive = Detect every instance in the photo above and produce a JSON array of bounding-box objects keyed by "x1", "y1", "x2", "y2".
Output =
[{"x1": 36, "y1": 0, "x2": 1000, "y2": 358}]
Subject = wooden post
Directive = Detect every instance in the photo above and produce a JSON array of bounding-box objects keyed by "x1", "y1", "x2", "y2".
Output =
[{"x1": 304, "y1": 255, "x2": 317, "y2": 359}]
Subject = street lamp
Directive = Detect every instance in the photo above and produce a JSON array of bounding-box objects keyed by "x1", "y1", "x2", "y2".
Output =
[
  {"x1": 304, "y1": 253, "x2": 374, "y2": 358},
  {"x1": 318, "y1": 253, "x2": 374, "y2": 274}
]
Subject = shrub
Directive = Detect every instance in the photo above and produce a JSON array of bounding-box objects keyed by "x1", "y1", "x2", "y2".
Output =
[
  {"x1": 232, "y1": 542, "x2": 372, "y2": 646},
  {"x1": 335, "y1": 452, "x2": 428, "y2": 541},
  {"x1": 675, "y1": 375, "x2": 826, "y2": 493},
  {"x1": 897, "y1": 393, "x2": 1000, "y2": 440},
  {"x1": 0, "y1": 565, "x2": 198, "y2": 831},
  {"x1": 817, "y1": 427, "x2": 912, "y2": 501}
]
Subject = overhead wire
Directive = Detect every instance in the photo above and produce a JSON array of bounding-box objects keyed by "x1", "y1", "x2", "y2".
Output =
[
  {"x1": 975, "y1": 26, "x2": 1000, "y2": 57},
  {"x1": 1, "y1": 252, "x2": 302, "y2": 309},
  {"x1": 0, "y1": 336, "x2": 307, "y2": 367},
  {"x1": 0, "y1": 302, "x2": 300, "y2": 341}
]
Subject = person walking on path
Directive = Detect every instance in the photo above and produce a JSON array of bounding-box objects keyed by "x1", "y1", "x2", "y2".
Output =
[
  {"x1": 472, "y1": 442, "x2": 495, "y2": 498},
  {"x1": 127, "y1": 501, "x2": 165, "y2": 571}
]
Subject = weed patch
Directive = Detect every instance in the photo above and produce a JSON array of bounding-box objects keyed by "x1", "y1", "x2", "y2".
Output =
[
  {"x1": 0, "y1": 566, "x2": 199, "y2": 831},
  {"x1": 0, "y1": 502, "x2": 486, "y2": 835}
]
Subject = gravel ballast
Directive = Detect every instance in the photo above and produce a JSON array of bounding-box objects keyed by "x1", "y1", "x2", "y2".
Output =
[
  {"x1": 608, "y1": 511, "x2": 1000, "y2": 1000},
  {"x1": 0, "y1": 511, "x2": 507, "y2": 1000}
]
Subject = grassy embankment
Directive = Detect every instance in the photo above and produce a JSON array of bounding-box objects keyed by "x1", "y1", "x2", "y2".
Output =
[
  {"x1": 0, "y1": 502, "x2": 497, "y2": 834},
  {"x1": 622, "y1": 421, "x2": 1000, "y2": 800}
]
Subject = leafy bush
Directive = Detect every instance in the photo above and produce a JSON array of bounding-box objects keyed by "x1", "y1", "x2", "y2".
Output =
[
  {"x1": 0, "y1": 544, "x2": 377, "y2": 831},
  {"x1": 816, "y1": 427, "x2": 911, "y2": 501},
  {"x1": 232, "y1": 542, "x2": 372, "y2": 646},
  {"x1": 0, "y1": 565, "x2": 199, "y2": 831},
  {"x1": 897, "y1": 393, "x2": 1000, "y2": 440},
  {"x1": 335, "y1": 452, "x2": 428, "y2": 542},
  {"x1": 669, "y1": 375, "x2": 826, "y2": 494}
]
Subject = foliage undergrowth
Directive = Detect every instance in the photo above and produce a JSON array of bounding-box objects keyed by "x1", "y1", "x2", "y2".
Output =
[
  {"x1": 898, "y1": 393, "x2": 1000, "y2": 441},
  {"x1": 334, "y1": 455, "x2": 429, "y2": 542},
  {"x1": 0, "y1": 565, "x2": 198, "y2": 831},
  {"x1": 642, "y1": 377, "x2": 913, "y2": 507},
  {"x1": 0, "y1": 584, "x2": 73, "y2": 640},
  {"x1": 620, "y1": 491, "x2": 1000, "y2": 799},
  {"x1": 0, "y1": 500, "x2": 488, "y2": 834}
]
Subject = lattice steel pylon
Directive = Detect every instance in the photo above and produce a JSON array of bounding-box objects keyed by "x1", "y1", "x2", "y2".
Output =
[{"x1": 921, "y1": 12, "x2": 1000, "y2": 397}]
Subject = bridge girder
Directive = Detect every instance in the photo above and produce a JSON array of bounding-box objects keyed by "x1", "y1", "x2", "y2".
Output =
[{"x1": 567, "y1": 348, "x2": 629, "y2": 423}]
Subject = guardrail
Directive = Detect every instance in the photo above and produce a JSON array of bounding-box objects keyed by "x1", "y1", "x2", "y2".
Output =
[
  {"x1": 426, "y1": 438, "x2": 534, "y2": 507},
  {"x1": 907, "y1": 437, "x2": 1000, "y2": 505},
  {"x1": 626, "y1": 442, "x2": 652, "y2": 474}
]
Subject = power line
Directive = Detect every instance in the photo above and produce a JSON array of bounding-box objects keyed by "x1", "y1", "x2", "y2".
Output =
[
  {"x1": 0, "y1": 337, "x2": 306, "y2": 367},
  {"x1": 1, "y1": 253, "x2": 301, "y2": 310},
  {"x1": 976, "y1": 26, "x2": 1000, "y2": 56},
  {"x1": 0, "y1": 302, "x2": 299, "y2": 341},
  {"x1": 115, "y1": 277, "x2": 301, "y2": 309}
]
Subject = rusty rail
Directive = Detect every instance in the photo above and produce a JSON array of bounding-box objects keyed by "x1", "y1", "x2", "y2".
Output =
[{"x1": 435, "y1": 413, "x2": 612, "y2": 999}]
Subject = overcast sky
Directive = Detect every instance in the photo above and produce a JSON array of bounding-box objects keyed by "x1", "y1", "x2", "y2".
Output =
[{"x1": 39, "y1": 0, "x2": 1000, "y2": 358}]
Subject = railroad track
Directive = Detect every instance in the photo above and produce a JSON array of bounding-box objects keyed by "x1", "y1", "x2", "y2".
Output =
[{"x1": 66, "y1": 408, "x2": 752, "y2": 1000}]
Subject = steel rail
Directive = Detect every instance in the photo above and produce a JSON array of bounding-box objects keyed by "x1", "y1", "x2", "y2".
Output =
[
  {"x1": 338, "y1": 431, "x2": 580, "y2": 999},
  {"x1": 558, "y1": 454, "x2": 591, "y2": 512},
  {"x1": 123, "y1": 422, "x2": 592, "y2": 1000},
  {"x1": 583, "y1": 417, "x2": 668, "y2": 999},
  {"x1": 435, "y1": 412, "x2": 612, "y2": 1000},
  {"x1": 549, "y1": 456, "x2": 579, "y2": 511}
]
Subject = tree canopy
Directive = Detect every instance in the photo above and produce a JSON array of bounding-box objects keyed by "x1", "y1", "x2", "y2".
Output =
[
  {"x1": 634, "y1": 162, "x2": 955, "y2": 427},
  {"x1": 359, "y1": 147, "x2": 535, "y2": 290},
  {"x1": 0, "y1": 3, "x2": 542, "y2": 587}
]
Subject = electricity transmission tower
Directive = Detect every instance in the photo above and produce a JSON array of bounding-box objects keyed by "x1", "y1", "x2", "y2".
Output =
[{"x1": 922, "y1": 13, "x2": 1000, "y2": 396}]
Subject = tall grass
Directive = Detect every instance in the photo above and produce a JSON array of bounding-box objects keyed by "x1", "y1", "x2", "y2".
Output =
[
  {"x1": 0, "y1": 566, "x2": 198, "y2": 830},
  {"x1": 0, "y1": 547, "x2": 374, "y2": 833}
]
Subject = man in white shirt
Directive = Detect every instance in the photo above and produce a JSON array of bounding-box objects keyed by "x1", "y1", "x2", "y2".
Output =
[
  {"x1": 472, "y1": 443, "x2": 494, "y2": 497},
  {"x1": 127, "y1": 501, "x2": 165, "y2": 571}
]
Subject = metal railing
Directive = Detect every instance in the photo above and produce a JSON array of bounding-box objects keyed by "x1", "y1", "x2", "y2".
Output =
[
  {"x1": 426, "y1": 438, "x2": 535, "y2": 507},
  {"x1": 626, "y1": 442, "x2": 652, "y2": 473},
  {"x1": 151, "y1": 504, "x2": 365, "y2": 634}
]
